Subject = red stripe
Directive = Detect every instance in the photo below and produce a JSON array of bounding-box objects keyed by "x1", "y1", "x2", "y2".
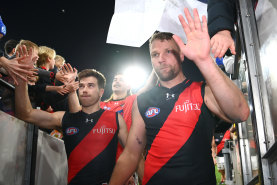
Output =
[
  {"x1": 216, "y1": 130, "x2": 230, "y2": 155},
  {"x1": 67, "y1": 111, "x2": 117, "y2": 183},
  {"x1": 142, "y1": 82, "x2": 203, "y2": 185}
]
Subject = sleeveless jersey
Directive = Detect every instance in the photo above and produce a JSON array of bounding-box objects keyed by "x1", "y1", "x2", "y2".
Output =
[
  {"x1": 62, "y1": 109, "x2": 119, "y2": 185},
  {"x1": 137, "y1": 80, "x2": 216, "y2": 185},
  {"x1": 100, "y1": 95, "x2": 136, "y2": 159}
]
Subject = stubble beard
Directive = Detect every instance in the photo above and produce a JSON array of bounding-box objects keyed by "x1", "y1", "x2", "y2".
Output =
[{"x1": 155, "y1": 66, "x2": 178, "y2": 82}]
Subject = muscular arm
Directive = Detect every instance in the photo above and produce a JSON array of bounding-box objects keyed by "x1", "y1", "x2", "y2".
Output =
[
  {"x1": 109, "y1": 98, "x2": 146, "y2": 185},
  {"x1": 117, "y1": 113, "x2": 128, "y2": 147},
  {"x1": 201, "y1": 60, "x2": 249, "y2": 122},
  {"x1": 15, "y1": 78, "x2": 64, "y2": 129},
  {"x1": 174, "y1": 8, "x2": 249, "y2": 123},
  {"x1": 68, "y1": 90, "x2": 82, "y2": 113}
]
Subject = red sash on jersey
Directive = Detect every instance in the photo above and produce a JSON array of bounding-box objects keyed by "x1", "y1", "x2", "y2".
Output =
[
  {"x1": 142, "y1": 82, "x2": 203, "y2": 185},
  {"x1": 216, "y1": 130, "x2": 230, "y2": 155},
  {"x1": 67, "y1": 111, "x2": 117, "y2": 183}
]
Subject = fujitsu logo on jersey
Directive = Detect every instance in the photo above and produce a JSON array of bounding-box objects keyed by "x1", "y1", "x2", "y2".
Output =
[
  {"x1": 93, "y1": 126, "x2": 116, "y2": 135},
  {"x1": 66, "y1": 127, "x2": 79, "y2": 135},
  {"x1": 175, "y1": 100, "x2": 200, "y2": 112},
  {"x1": 145, "y1": 107, "x2": 160, "y2": 118}
]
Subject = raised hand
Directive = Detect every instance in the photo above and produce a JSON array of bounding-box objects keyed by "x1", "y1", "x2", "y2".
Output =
[
  {"x1": 0, "y1": 45, "x2": 36, "y2": 85},
  {"x1": 64, "y1": 81, "x2": 79, "y2": 93},
  {"x1": 211, "y1": 30, "x2": 236, "y2": 58},
  {"x1": 173, "y1": 8, "x2": 211, "y2": 64},
  {"x1": 56, "y1": 85, "x2": 70, "y2": 95},
  {"x1": 60, "y1": 63, "x2": 78, "y2": 84}
]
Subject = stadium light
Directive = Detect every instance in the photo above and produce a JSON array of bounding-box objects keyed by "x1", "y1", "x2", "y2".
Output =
[{"x1": 123, "y1": 65, "x2": 148, "y2": 91}]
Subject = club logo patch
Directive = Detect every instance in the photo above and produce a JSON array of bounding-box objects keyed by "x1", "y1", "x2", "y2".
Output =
[
  {"x1": 145, "y1": 107, "x2": 160, "y2": 118},
  {"x1": 66, "y1": 127, "x2": 79, "y2": 136}
]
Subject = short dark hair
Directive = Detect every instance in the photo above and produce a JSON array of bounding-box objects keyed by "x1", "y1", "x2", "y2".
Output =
[
  {"x1": 78, "y1": 69, "x2": 106, "y2": 89},
  {"x1": 4, "y1": 39, "x2": 19, "y2": 55},
  {"x1": 149, "y1": 32, "x2": 174, "y2": 48}
]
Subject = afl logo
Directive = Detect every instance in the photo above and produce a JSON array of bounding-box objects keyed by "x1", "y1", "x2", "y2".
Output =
[
  {"x1": 66, "y1": 127, "x2": 79, "y2": 136},
  {"x1": 145, "y1": 107, "x2": 160, "y2": 118}
]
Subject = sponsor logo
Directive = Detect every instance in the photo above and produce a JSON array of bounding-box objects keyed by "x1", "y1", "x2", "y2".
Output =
[
  {"x1": 175, "y1": 100, "x2": 200, "y2": 113},
  {"x1": 145, "y1": 107, "x2": 160, "y2": 118},
  {"x1": 66, "y1": 127, "x2": 79, "y2": 136},
  {"x1": 86, "y1": 118, "x2": 93, "y2": 123},
  {"x1": 93, "y1": 127, "x2": 116, "y2": 135},
  {"x1": 166, "y1": 93, "x2": 175, "y2": 100}
]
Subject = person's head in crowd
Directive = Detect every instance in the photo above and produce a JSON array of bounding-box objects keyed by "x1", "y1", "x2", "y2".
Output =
[
  {"x1": 37, "y1": 46, "x2": 56, "y2": 71},
  {"x1": 77, "y1": 69, "x2": 106, "y2": 107},
  {"x1": 0, "y1": 16, "x2": 6, "y2": 39},
  {"x1": 105, "y1": 73, "x2": 131, "y2": 102},
  {"x1": 149, "y1": 31, "x2": 184, "y2": 82},
  {"x1": 4, "y1": 39, "x2": 19, "y2": 58},
  {"x1": 15, "y1": 39, "x2": 39, "y2": 64},
  {"x1": 54, "y1": 55, "x2": 65, "y2": 70}
]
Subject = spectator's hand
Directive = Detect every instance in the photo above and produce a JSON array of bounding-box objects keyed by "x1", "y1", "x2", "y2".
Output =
[
  {"x1": 0, "y1": 55, "x2": 36, "y2": 85},
  {"x1": 61, "y1": 63, "x2": 78, "y2": 84},
  {"x1": 211, "y1": 30, "x2": 236, "y2": 58},
  {"x1": 173, "y1": 8, "x2": 211, "y2": 64},
  {"x1": 64, "y1": 81, "x2": 79, "y2": 93},
  {"x1": 56, "y1": 85, "x2": 70, "y2": 95},
  {"x1": 27, "y1": 75, "x2": 38, "y2": 85},
  {"x1": 55, "y1": 70, "x2": 67, "y2": 83}
]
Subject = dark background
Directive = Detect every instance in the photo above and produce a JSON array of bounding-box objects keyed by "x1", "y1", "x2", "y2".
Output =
[{"x1": 0, "y1": 1, "x2": 153, "y2": 99}]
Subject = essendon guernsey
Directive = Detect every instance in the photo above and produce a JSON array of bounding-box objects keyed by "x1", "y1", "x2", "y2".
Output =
[
  {"x1": 137, "y1": 80, "x2": 216, "y2": 185},
  {"x1": 62, "y1": 109, "x2": 119, "y2": 185}
]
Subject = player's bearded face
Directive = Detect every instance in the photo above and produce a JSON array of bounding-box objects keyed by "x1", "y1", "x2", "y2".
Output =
[{"x1": 150, "y1": 39, "x2": 182, "y2": 81}]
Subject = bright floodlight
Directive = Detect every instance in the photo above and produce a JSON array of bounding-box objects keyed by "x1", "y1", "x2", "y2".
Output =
[{"x1": 123, "y1": 66, "x2": 148, "y2": 90}]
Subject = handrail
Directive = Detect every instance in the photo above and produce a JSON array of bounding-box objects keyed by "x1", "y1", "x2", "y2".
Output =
[{"x1": 0, "y1": 77, "x2": 15, "y2": 90}]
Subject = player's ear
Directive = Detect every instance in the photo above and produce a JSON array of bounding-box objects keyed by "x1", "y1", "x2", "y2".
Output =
[{"x1": 100, "y1": 88, "x2": 104, "y2": 97}]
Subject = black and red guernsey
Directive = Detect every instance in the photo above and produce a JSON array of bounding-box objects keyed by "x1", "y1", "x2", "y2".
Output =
[
  {"x1": 62, "y1": 109, "x2": 119, "y2": 185},
  {"x1": 137, "y1": 79, "x2": 217, "y2": 185}
]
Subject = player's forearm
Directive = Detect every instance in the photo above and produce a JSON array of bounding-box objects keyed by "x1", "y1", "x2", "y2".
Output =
[
  {"x1": 109, "y1": 151, "x2": 140, "y2": 185},
  {"x1": 136, "y1": 155, "x2": 145, "y2": 181},
  {"x1": 68, "y1": 91, "x2": 81, "y2": 113},
  {"x1": 15, "y1": 79, "x2": 34, "y2": 121},
  {"x1": 197, "y1": 57, "x2": 249, "y2": 122}
]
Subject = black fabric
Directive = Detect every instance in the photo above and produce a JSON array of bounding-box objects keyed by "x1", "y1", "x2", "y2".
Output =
[
  {"x1": 138, "y1": 81, "x2": 216, "y2": 185},
  {"x1": 62, "y1": 109, "x2": 119, "y2": 185},
  {"x1": 0, "y1": 49, "x2": 4, "y2": 57},
  {"x1": 138, "y1": 79, "x2": 191, "y2": 153},
  {"x1": 207, "y1": 0, "x2": 237, "y2": 37}
]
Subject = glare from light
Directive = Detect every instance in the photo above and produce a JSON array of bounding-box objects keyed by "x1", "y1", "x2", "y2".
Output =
[{"x1": 123, "y1": 66, "x2": 148, "y2": 90}]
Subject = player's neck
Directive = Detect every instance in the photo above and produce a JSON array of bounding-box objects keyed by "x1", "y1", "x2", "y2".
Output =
[
  {"x1": 112, "y1": 91, "x2": 127, "y2": 100},
  {"x1": 159, "y1": 73, "x2": 186, "y2": 89},
  {"x1": 82, "y1": 102, "x2": 101, "y2": 114}
]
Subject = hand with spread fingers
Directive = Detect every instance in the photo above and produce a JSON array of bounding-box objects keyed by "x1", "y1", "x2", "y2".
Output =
[
  {"x1": 64, "y1": 81, "x2": 79, "y2": 93},
  {"x1": 60, "y1": 63, "x2": 78, "y2": 84},
  {"x1": 0, "y1": 45, "x2": 37, "y2": 85},
  {"x1": 173, "y1": 8, "x2": 211, "y2": 64},
  {"x1": 211, "y1": 30, "x2": 236, "y2": 58}
]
